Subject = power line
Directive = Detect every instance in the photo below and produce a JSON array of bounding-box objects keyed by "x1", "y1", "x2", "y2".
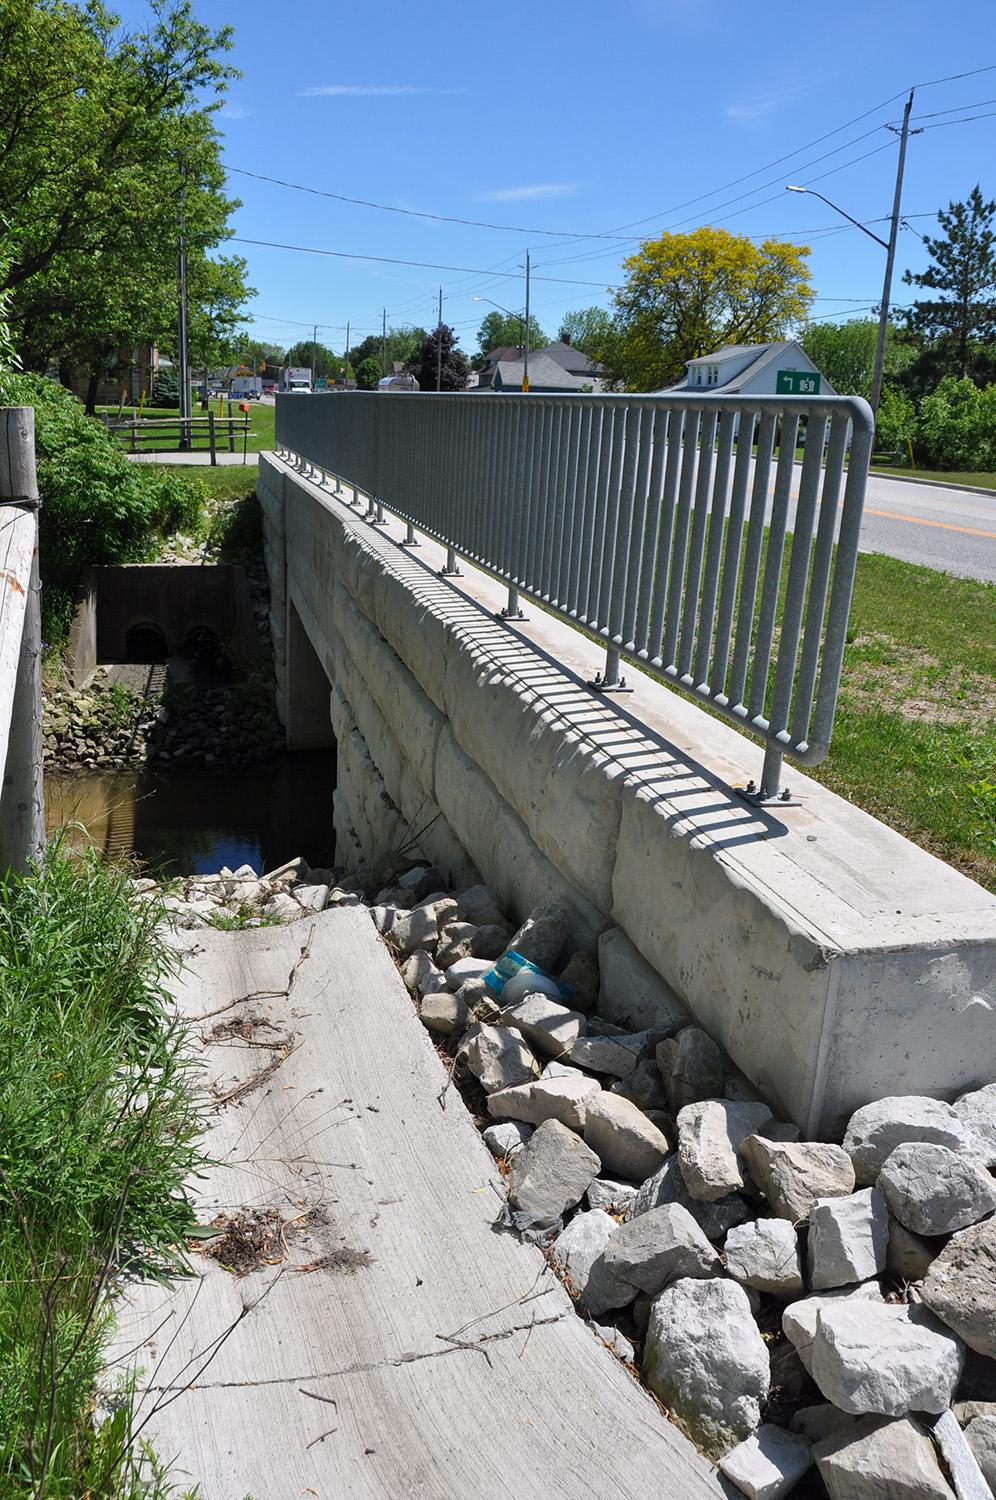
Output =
[
  {"x1": 224, "y1": 164, "x2": 629, "y2": 241},
  {"x1": 908, "y1": 94, "x2": 996, "y2": 120},
  {"x1": 919, "y1": 108, "x2": 996, "y2": 129},
  {"x1": 229, "y1": 236, "x2": 622, "y2": 287}
]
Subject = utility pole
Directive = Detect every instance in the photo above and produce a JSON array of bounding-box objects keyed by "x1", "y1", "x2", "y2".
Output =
[
  {"x1": 522, "y1": 249, "x2": 531, "y2": 393},
  {"x1": 381, "y1": 307, "x2": 387, "y2": 380},
  {"x1": 344, "y1": 320, "x2": 350, "y2": 386},
  {"x1": 311, "y1": 322, "x2": 317, "y2": 391},
  {"x1": 436, "y1": 285, "x2": 443, "y2": 392},
  {"x1": 871, "y1": 89, "x2": 918, "y2": 417},
  {"x1": 177, "y1": 167, "x2": 191, "y2": 448}
]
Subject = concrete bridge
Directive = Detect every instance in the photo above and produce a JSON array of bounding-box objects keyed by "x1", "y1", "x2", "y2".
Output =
[{"x1": 260, "y1": 391, "x2": 996, "y2": 1139}]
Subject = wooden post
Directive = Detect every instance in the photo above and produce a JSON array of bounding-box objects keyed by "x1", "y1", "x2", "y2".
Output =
[
  {"x1": 228, "y1": 411, "x2": 236, "y2": 454},
  {"x1": 0, "y1": 408, "x2": 45, "y2": 874},
  {"x1": 209, "y1": 410, "x2": 217, "y2": 466}
]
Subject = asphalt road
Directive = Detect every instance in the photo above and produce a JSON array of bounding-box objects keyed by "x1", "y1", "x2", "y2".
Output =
[{"x1": 856, "y1": 473, "x2": 996, "y2": 584}]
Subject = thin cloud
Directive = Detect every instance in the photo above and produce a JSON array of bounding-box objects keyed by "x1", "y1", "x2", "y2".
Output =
[
  {"x1": 220, "y1": 101, "x2": 254, "y2": 120},
  {"x1": 299, "y1": 84, "x2": 465, "y2": 98},
  {"x1": 477, "y1": 184, "x2": 579, "y2": 203},
  {"x1": 725, "y1": 83, "x2": 812, "y2": 127}
]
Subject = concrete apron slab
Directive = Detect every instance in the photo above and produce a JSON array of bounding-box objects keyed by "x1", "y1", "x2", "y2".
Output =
[{"x1": 107, "y1": 909, "x2": 725, "y2": 1500}]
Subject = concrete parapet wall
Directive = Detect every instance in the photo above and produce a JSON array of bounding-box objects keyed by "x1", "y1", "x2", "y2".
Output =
[{"x1": 258, "y1": 453, "x2": 996, "y2": 1137}]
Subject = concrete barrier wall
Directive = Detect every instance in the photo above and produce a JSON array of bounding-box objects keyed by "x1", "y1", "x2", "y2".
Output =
[{"x1": 258, "y1": 453, "x2": 996, "y2": 1138}]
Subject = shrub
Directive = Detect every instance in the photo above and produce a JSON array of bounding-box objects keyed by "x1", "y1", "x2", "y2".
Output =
[
  {"x1": 0, "y1": 373, "x2": 203, "y2": 642},
  {"x1": 875, "y1": 382, "x2": 917, "y2": 457},
  {"x1": 916, "y1": 376, "x2": 996, "y2": 471}
]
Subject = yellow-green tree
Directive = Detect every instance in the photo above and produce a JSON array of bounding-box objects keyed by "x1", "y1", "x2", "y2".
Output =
[{"x1": 605, "y1": 227, "x2": 815, "y2": 391}]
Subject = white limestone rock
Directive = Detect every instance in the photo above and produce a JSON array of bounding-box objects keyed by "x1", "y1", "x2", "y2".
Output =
[
  {"x1": 725, "y1": 1219, "x2": 803, "y2": 1299},
  {"x1": 507, "y1": 1118, "x2": 600, "y2": 1223},
  {"x1": 587, "y1": 1178, "x2": 637, "y2": 1215},
  {"x1": 783, "y1": 1283, "x2": 884, "y2": 1375},
  {"x1": 657, "y1": 1026, "x2": 726, "y2": 1113},
  {"x1": 390, "y1": 897, "x2": 460, "y2": 957},
  {"x1": 921, "y1": 1218, "x2": 996, "y2": 1359},
  {"x1": 400, "y1": 949, "x2": 449, "y2": 997},
  {"x1": 628, "y1": 1154, "x2": 750, "y2": 1240},
  {"x1": 718, "y1": 1424, "x2": 812, "y2": 1500},
  {"x1": 810, "y1": 1298, "x2": 964, "y2": 1416},
  {"x1": 954, "y1": 1083, "x2": 996, "y2": 1167},
  {"x1": 369, "y1": 903, "x2": 400, "y2": 935},
  {"x1": 454, "y1": 883, "x2": 506, "y2": 929},
  {"x1": 807, "y1": 1188, "x2": 890, "y2": 1290},
  {"x1": 558, "y1": 951, "x2": 600, "y2": 1014},
  {"x1": 500, "y1": 994, "x2": 587, "y2": 1059},
  {"x1": 878, "y1": 1142, "x2": 996, "y2": 1237},
  {"x1": 677, "y1": 1100, "x2": 773, "y2": 1202},
  {"x1": 888, "y1": 1222, "x2": 938, "y2": 1284},
  {"x1": 609, "y1": 1059, "x2": 668, "y2": 1113},
  {"x1": 435, "y1": 921, "x2": 479, "y2": 968},
  {"x1": 487, "y1": 1075, "x2": 600, "y2": 1131},
  {"x1": 814, "y1": 1415, "x2": 957, "y2": 1500},
  {"x1": 504, "y1": 903, "x2": 569, "y2": 972},
  {"x1": 482, "y1": 1120, "x2": 532, "y2": 1158},
  {"x1": 541, "y1": 1060, "x2": 582, "y2": 1080},
  {"x1": 446, "y1": 956, "x2": 493, "y2": 991},
  {"x1": 965, "y1": 1415, "x2": 996, "y2": 1493},
  {"x1": 643, "y1": 1277, "x2": 770, "y2": 1459},
  {"x1": 569, "y1": 1033, "x2": 646, "y2": 1078},
  {"x1": 419, "y1": 990, "x2": 467, "y2": 1035},
  {"x1": 740, "y1": 1136, "x2": 856, "y2": 1223},
  {"x1": 550, "y1": 1209, "x2": 617, "y2": 1296},
  {"x1": 583, "y1": 1092, "x2": 670, "y2": 1182},
  {"x1": 583, "y1": 1203, "x2": 722, "y2": 1316},
  {"x1": 843, "y1": 1095, "x2": 987, "y2": 1186},
  {"x1": 460, "y1": 1024, "x2": 539, "y2": 1093},
  {"x1": 294, "y1": 882, "x2": 329, "y2": 913},
  {"x1": 932, "y1": 1409, "x2": 993, "y2": 1500},
  {"x1": 469, "y1": 924, "x2": 510, "y2": 961},
  {"x1": 789, "y1": 1404, "x2": 858, "y2": 1446}
]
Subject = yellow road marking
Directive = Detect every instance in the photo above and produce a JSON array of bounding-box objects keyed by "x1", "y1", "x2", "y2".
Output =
[{"x1": 863, "y1": 505, "x2": 996, "y2": 541}]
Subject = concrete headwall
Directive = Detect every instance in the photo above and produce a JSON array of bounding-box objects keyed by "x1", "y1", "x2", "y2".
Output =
[{"x1": 258, "y1": 452, "x2": 996, "y2": 1138}]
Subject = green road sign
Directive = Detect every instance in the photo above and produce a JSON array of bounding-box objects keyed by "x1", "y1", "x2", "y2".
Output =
[{"x1": 776, "y1": 369, "x2": 821, "y2": 395}]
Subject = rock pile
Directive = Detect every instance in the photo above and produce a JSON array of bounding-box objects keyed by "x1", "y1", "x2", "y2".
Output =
[
  {"x1": 352, "y1": 859, "x2": 996, "y2": 1499},
  {"x1": 135, "y1": 855, "x2": 344, "y2": 928},
  {"x1": 43, "y1": 672, "x2": 164, "y2": 769},
  {"x1": 138, "y1": 850, "x2": 996, "y2": 1497}
]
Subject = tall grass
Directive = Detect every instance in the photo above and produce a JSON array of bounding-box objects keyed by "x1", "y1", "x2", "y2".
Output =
[{"x1": 0, "y1": 838, "x2": 203, "y2": 1498}]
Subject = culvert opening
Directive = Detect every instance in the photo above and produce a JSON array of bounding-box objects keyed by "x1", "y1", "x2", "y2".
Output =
[{"x1": 125, "y1": 624, "x2": 169, "y2": 664}]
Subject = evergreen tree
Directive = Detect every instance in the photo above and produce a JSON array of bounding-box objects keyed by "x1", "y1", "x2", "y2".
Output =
[
  {"x1": 406, "y1": 324, "x2": 469, "y2": 391},
  {"x1": 902, "y1": 186, "x2": 996, "y2": 380}
]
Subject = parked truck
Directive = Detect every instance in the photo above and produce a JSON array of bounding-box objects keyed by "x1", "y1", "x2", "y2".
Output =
[
  {"x1": 279, "y1": 366, "x2": 312, "y2": 394},
  {"x1": 230, "y1": 374, "x2": 262, "y2": 400}
]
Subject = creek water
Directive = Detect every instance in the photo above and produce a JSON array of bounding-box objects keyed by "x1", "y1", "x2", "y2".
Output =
[{"x1": 45, "y1": 749, "x2": 336, "y2": 877}]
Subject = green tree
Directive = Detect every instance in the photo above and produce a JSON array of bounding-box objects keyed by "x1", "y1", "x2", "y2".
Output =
[
  {"x1": 0, "y1": 1, "x2": 246, "y2": 406},
  {"x1": 347, "y1": 326, "x2": 425, "y2": 379},
  {"x1": 874, "y1": 382, "x2": 917, "y2": 456},
  {"x1": 285, "y1": 340, "x2": 339, "y2": 381},
  {"x1": 902, "y1": 186, "x2": 996, "y2": 380},
  {"x1": 354, "y1": 356, "x2": 381, "y2": 391},
  {"x1": 605, "y1": 226, "x2": 814, "y2": 391},
  {"x1": 799, "y1": 318, "x2": 913, "y2": 398},
  {"x1": 916, "y1": 376, "x2": 996, "y2": 470},
  {"x1": 475, "y1": 309, "x2": 548, "y2": 356},
  {"x1": 558, "y1": 306, "x2": 614, "y2": 359},
  {"x1": 405, "y1": 324, "x2": 469, "y2": 391}
]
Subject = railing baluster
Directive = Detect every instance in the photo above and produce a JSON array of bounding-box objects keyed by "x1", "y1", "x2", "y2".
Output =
[{"x1": 272, "y1": 390, "x2": 872, "y2": 792}]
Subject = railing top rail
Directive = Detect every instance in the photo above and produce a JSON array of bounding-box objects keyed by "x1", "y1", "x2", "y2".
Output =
[{"x1": 275, "y1": 389, "x2": 873, "y2": 800}]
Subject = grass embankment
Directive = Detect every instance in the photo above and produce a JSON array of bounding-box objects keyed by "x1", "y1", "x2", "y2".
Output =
[
  {"x1": 0, "y1": 842, "x2": 202, "y2": 1498},
  {"x1": 806, "y1": 553, "x2": 996, "y2": 892},
  {"x1": 870, "y1": 465, "x2": 996, "y2": 491}
]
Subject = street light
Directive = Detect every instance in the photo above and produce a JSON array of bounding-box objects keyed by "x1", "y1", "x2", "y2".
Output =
[
  {"x1": 784, "y1": 90, "x2": 918, "y2": 418},
  {"x1": 473, "y1": 253, "x2": 531, "y2": 392},
  {"x1": 473, "y1": 296, "x2": 526, "y2": 354}
]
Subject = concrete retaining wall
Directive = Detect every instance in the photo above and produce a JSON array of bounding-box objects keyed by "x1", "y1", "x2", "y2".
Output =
[{"x1": 257, "y1": 452, "x2": 996, "y2": 1138}]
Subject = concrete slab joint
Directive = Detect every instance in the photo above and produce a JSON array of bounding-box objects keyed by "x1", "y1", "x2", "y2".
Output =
[{"x1": 259, "y1": 452, "x2": 996, "y2": 1136}]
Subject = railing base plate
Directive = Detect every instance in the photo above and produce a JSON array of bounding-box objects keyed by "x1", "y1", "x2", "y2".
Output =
[
  {"x1": 588, "y1": 676, "x2": 633, "y2": 694},
  {"x1": 735, "y1": 783, "x2": 802, "y2": 809},
  {"x1": 498, "y1": 608, "x2": 526, "y2": 621}
]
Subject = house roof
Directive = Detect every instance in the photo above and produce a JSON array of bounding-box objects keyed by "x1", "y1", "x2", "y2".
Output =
[
  {"x1": 665, "y1": 340, "x2": 812, "y2": 394},
  {"x1": 685, "y1": 343, "x2": 771, "y2": 366},
  {"x1": 493, "y1": 353, "x2": 604, "y2": 391},
  {"x1": 540, "y1": 340, "x2": 604, "y2": 375},
  {"x1": 482, "y1": 345, "x2": 523, "y2": 366}
]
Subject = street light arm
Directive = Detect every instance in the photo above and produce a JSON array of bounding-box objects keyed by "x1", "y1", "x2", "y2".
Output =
[{"x1": 784, "y1": 186, "x2": 889, "y2": 250}]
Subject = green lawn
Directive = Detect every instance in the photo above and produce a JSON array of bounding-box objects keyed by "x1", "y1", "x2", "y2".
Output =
[
  {"x1": 98, "y1": 399, "x2": 275, "y2": 454},
  {"x1": 803, "y1": 552, "x2": 995, "y2": 892},
  {"x1": 870, "y1": 465, "x2": 996, "y2": 490}
]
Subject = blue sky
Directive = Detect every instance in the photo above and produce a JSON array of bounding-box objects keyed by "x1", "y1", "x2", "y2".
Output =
[{"x1": 137, "y1": 0, "x2": 996, "y2": 353}]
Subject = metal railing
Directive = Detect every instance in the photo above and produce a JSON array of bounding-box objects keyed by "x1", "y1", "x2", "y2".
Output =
[{"x1": 275, "y1": 390, "x2": 874, "y2": 800}]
